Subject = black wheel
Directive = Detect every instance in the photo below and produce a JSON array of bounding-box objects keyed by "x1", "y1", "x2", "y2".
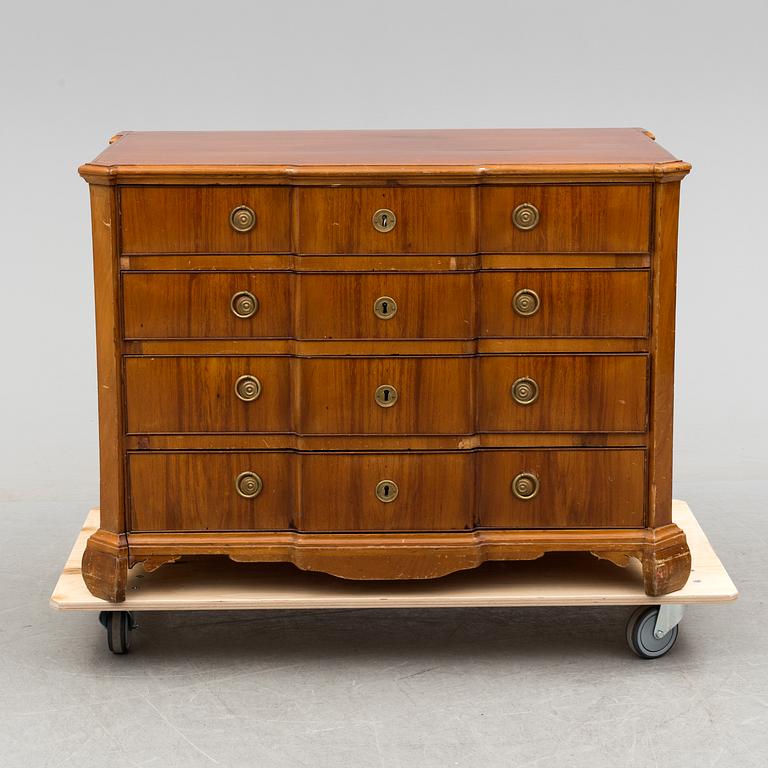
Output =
[
  {"x1": 98, "y1": 611, "x2": 135, "y2": 654},
  {"x1": 626, "y1": 606, "x2": 679, "y2": 659}
]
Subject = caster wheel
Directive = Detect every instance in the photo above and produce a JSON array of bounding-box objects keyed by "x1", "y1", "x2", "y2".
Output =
[
  {"x1": 626, "y1": 606, "x2": 679, "y2": 659},
  {"x1": 98, "y1": 611, "x2": 135, "y2": 654}
]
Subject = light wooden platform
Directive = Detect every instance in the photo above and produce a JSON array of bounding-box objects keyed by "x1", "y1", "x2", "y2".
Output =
[{"x1": 50, "y1": 500, "x2": 737, "y2": 612}]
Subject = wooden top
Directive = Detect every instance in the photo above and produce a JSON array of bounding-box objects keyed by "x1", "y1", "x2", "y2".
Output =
[
  {"x1": 51, "y1": 501, "x2": 736, "y2": 611},
  {"x1": 79, "y1": 128, "x2": 690, "y2": 185}
]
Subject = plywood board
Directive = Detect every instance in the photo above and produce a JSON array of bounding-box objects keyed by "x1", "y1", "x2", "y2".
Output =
[{"x1": 50, "y1": 500, "x2": 737, "y2": 611}]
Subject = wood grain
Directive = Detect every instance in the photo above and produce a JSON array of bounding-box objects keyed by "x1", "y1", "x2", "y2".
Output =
[
  {"x1": 120, "y1": 186, "x2": 291, "y2": 254},
  {"x1": 480, "y1": 185, "x2": 652, "y2": 253},
  {"x1": 478, "y1": 449, "x2": 646, "y2": 528},
  {"x1": 478, "y1": 270, "x2": 649, "y2": 337},
  {"x1": 296, "y1": 187, "x2": 476, "y2": 254},
  {"x1": 478, "y1": 355, "x2": 648, "y2": 433}
]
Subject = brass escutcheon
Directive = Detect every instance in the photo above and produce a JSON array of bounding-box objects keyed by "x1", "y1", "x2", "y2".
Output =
[
  {"x1": 512, "y1": 288, "x2": 540, "y2": 317},
  {"x1": 230, "y1": 205, "x2": 256, "y2": 233},
  {"x1": 372, "y1": 208, "x2": 397, "y2": 233},
  {"x1": 512, "y1": 472, "x2": 539, "y2": 500},
  {"x1": 374, "y1": 384, "x2": 398, "y2": 408},
  {"x1": 231, "y1": 290, "x2": 259, "y2": 318},
  {"x1": 373, "y1": 296, "x2": 398, "y2": 320},
  {"x1": 512, "y1": 202, "x2": 540, "y2": 231},
  {"x1": 511, "y1": 377, "x2": 539, "y2": 405},
  {"x1": 375, "y1": 479, "x2": 399, "y2": 503},
  {"x1": 235, "y1": 471, "x2": 263, "y2": 499},
  {"x1": 235, "y1": 375, "x2": 262, "y2": 402}
]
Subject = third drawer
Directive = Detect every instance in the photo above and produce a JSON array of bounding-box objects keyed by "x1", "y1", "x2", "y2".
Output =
[{"x1": 124, "y1": 354, "x2": 649, "y2": 434}]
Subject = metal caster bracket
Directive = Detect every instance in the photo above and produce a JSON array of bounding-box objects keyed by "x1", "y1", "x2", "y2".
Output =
[{"x1": 653, "y1": 603, "x2": 685, "y2": 639}]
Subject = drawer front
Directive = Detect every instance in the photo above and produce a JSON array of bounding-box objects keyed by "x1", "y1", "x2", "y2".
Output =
[
  {"x1": 125, "y1": 357, "x2": 293, "y2": 434},
  {"x1": 480, "y1": 185, "x2": 651, "y2": 253},
  {"x1": 478, "y1": 449, "x2": 646, "y2": 527},
  {"x1": 129, "y1": 452, "x2": 295, "y2": 531},
  {"x1": 124, "y1": 356, "x2": 471, "y2": 435},
  {"x1": 298, "y1": 357, "x2": 471, "y2": 434},
  {"x1": 123, "y1": 272, "x2": 293, "y2": 339},
  {"x1": 298, "y1": 273, "x2": 474, "y2": 339},
  {"x1": 478, "y1": 270, "x2": 649, "y2": 338},
  {"x1": 127, "y1": 449, "x2": 645, "y2": 532},
  {"x1": 300, "y1": 453, "x2": 472, "y2": 531},
  {"x1": 120, "y1": 187, "x2": 291, "y2": 254},
  {"x1": 478, "y1": 355, "x2": 648, "y2": 432},
  {"x1": 297, "y1": 187, "x2": 476, "y2": 254}
]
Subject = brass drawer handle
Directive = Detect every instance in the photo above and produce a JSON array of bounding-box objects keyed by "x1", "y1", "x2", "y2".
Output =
[
  {"x1": 511, "y1": 376, "x2": 539, "y2": 405},
  {"x1": 372, "y1": 208, "x2": 397, "y2": 233},
  {"x1": 512, "y1": 288, "x2": 540, "y2": 316},
  {"x1": 374, "y1": 384, "x2": 398, "y2": 408},
  {"x1": 230, "y1": 205, "x2": 256, "y2": 233},
  {"x1": 373, "y1": 296, "x2": 398, "y2": 320},
  {"x1": 512, "y1": 202, "x2": 540, "y2": 231},
  {"x1": 231, "y1": 290, "x2": 259, "y2": 318},
  {"x1": 375, "y1": 479, "x2": 399, "y2": 503},
  {"x1": 512, "y1": 472, "x2": 539, "y2": 500},
  {"x1": 235, "y1": 375, "x2": 262, "y2": 402},
  {"x1": 235, "y1": 471, "x2": 263, "y2": 499}
]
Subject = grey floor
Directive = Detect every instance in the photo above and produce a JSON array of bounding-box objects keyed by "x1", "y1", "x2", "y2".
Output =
[{"x1": 1, "y1": 472, "x2": 765, "y2": 768}]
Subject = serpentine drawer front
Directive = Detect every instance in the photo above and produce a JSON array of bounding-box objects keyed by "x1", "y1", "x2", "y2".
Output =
[{"x1": 80, "y1": 128, "x2": 692, "y2": 600}]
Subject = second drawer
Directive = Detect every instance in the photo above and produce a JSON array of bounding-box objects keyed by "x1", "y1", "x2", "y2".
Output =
[
  {"x1": 124, "y1": 354, "x2": 648, "y2": 434},
  {"x1": 123, "y1": 270, "x2": 649, "y2": 340}
]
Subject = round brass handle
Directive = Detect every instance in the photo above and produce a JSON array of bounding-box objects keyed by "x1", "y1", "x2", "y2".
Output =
[
  {"x1": 512, "y1": 202, "x2": 540, "y2": 231},
  {"x1": 373, "y1": 296, "x2": 398, "y2": 320},
  {"x1": 511, "y1": 377, "x2": 539, "y2": 405},
  {"x1": 230, "y1": 205, "x2": 256, "y2": 233},
  {"x1": 235, "y1": 471, "x2": 263, "y2": 499},
  {"x1": 372, "y1": 208, "x2": 397, "y2": 233},
  {"x1": 512, "y1": 472, "x2": 539, "y2": 500},
  {"x1": 235, "y1": 375, "x2": 262, "y2": 402},
  {"x1": 231, "y1": 290, "x2": 259, "y2": 318},
  {"x1": 374, "y1": 384, "x2": 398, "y2": 408},
  {"x1": 512, "y1": 289, "x2": 540, "y2": 317},
  {"x1": 375, "y1": 479, "x2": 399, "y2": 503}
]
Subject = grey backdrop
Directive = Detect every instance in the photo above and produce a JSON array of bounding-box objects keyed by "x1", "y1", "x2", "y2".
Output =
[
  {"x1": 1, "y1": 3, "x2": 767, "y2": 767},
  {"x1": 1, "y1": 0, "x2": 766, "y2": 505}
]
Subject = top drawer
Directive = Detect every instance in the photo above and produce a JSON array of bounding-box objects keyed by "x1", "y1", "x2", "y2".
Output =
[
  {"x1": 120, "y1": 187, "x2": 291, "y2": 254},
  {"x1": 297, "y1": 187, "x2": 476, "y2": 254},
  {"x1": 480, "y1": 185, "x2": 651, "y2": 253}
]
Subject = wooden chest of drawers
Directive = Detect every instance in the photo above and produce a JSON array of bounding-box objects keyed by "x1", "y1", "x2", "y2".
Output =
[{"x1": 78, "y1": 128, "x2": 692, "y2": 601}]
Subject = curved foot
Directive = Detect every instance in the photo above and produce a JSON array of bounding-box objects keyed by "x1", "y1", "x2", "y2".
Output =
[
  {"x1": 641, "y1": 526, "x2": 691, "y2": 596},
  {"x1": 82, "y1": 529, "x2": 129, "y2": 602}
]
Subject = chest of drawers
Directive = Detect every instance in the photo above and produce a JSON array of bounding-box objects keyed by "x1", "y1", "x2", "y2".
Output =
[{"x1": 78, "y1": 128, "x2": 692, "y2": 601}]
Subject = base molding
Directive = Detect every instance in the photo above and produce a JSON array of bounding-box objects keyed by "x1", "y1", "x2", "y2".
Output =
[{"x1": 79, "y1": 524, "x2": 696, "y2": 600}]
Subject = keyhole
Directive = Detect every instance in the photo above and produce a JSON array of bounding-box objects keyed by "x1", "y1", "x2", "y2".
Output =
[
  {"x1": 381, "y1": 301, "x2": 388, "y2": 315},
  {"x1": 382, "y1": 484, "x2": 391, "y2": 497},
  {"x1": 381, "y1": 213, "x2": 388, "y2": 228},
  {"x1": 383, "y1": 388, "x2": 390, "y2": 402}
]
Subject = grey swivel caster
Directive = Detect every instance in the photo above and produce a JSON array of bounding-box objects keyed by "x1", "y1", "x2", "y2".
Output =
[
  {"x1": 626, "y1": 604, "x2": 684, "y2": 659},
  {"x1": 98, "y1": 611, "x2": 136, "y2": 654}
]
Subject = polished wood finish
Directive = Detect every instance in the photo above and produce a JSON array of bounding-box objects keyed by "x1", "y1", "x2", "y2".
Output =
[
  {"x1": 478, "y1": 355, "x2": 648, "y2": 433},
  {"x1": 478, "y1": 270, "x2": 649, "y2": 338},
  {"x1": 296, "y1": 187, "x2": 476, "y2": 254},
  {"x1": 480, "y1": 185, "x2": 652, "y2": 253},
  {"x1": 80, "y1": 128, "x2": 690, "y2": 185},
  {"x1": 478, "y1": 449, "x2": 645, "y2": 528},
  {"x1": 123, "y1": 272, "x2": 293, "y2": 339},
  {"x1": 120, "y1": 186, "x2": 291, "y2": 254},
  {"x1": 123, "y1": 269, "x2": 648, "y2": 340},
  {"x1": 79, "y1": 128, "x2": 691, "y2": 601},
  {"x1": 127, "y1": 449, "x2": 644, "y2": 533}
]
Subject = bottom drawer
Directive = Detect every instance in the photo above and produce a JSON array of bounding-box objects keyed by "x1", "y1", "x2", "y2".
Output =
[{"x1": 128, "y1": 449, "x2": 646, "y2": 532}]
